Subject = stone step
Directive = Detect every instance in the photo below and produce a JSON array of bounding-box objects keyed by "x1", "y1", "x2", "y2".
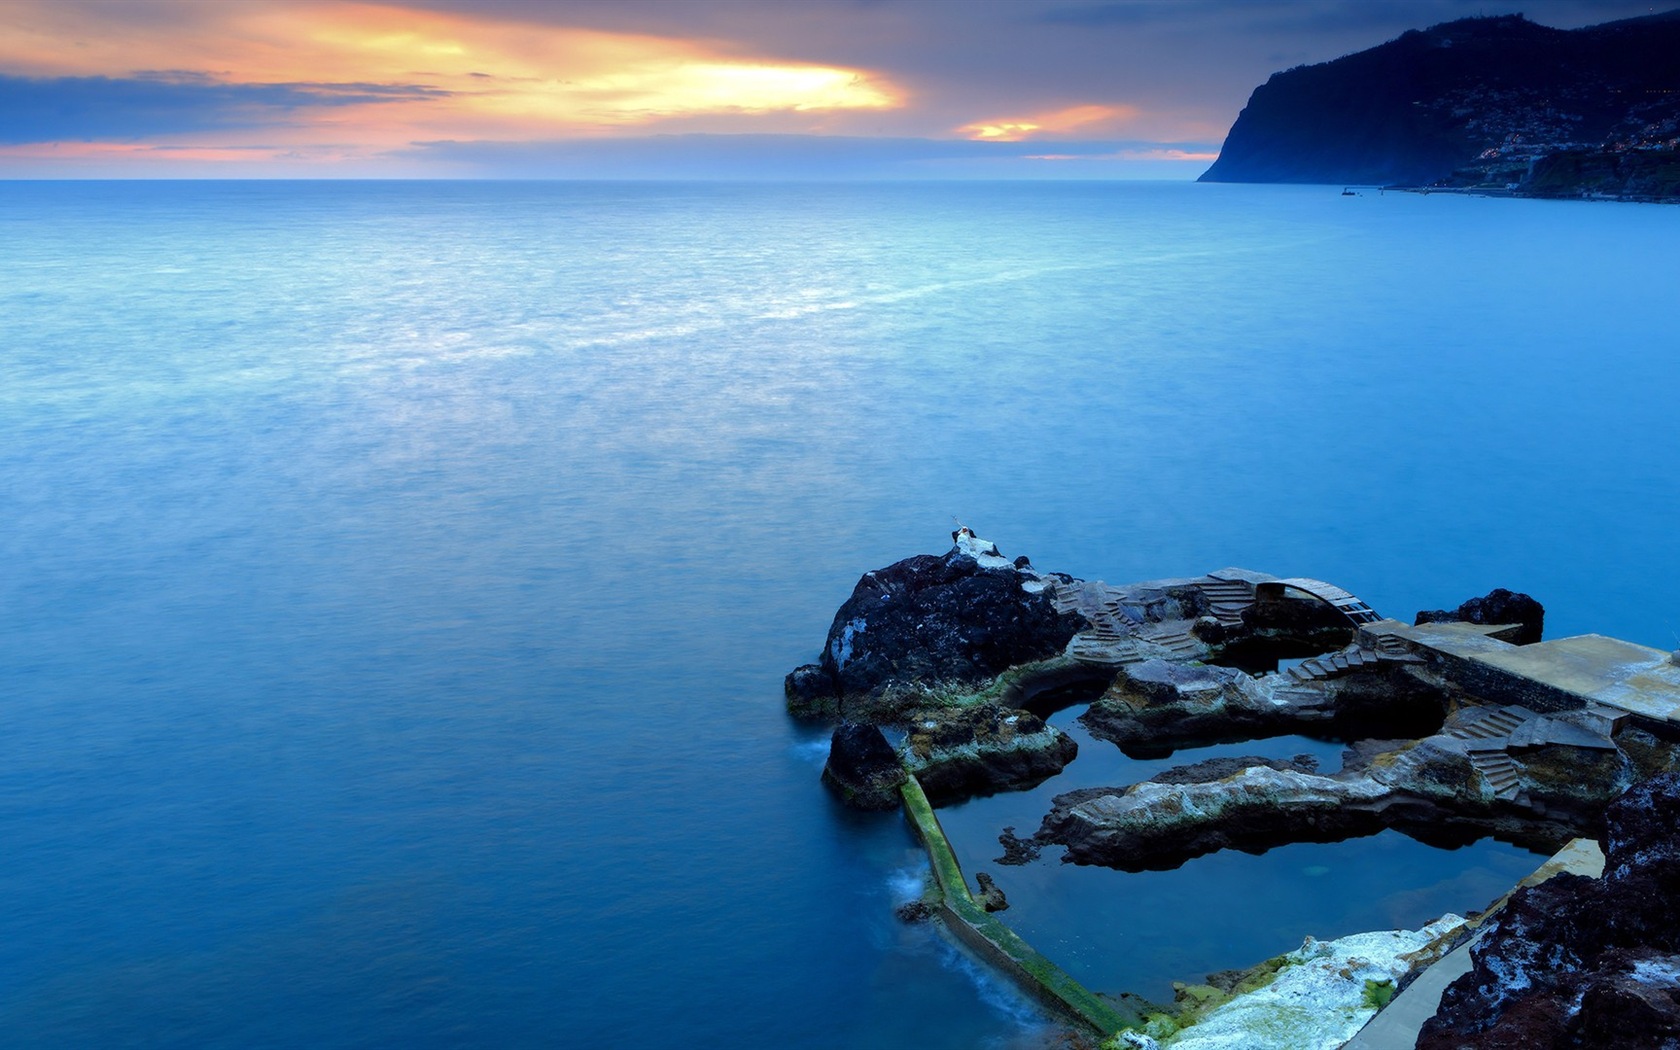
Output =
[
  {"x1": 1099, "y1": 599, "x2": 1142, "y2": 626},
  {"x1": 1067, "y1": 638, "x2": 1144, "y2": 666},
  {"x1": 1052, "y1": 594, "x2": 1083, "y2": 615},
  {"x1": 1451, "y1": 707, "x2": 1528, "y2": 741},
  {"x1": 1287, "y1": 646, "x2": 1382, "y2": 682},
  {"x1": 1071, "y1": 627, "x2": 1126, "y2": 641},
  {"x1": 1483, "y1": 708, "x2": 1527, "y2": 729},
  {"x1": 1198, "y1": 578, "x2": 1253, "y2": 594},
  {"x1": 1468, "y1": 750, "x2": 1523, "y2": 799},
  {"x1": 1453, "y1": 721, "x2": 1508, "y2": 740},
  {"x1": 1142, "y1": 630, "x2": 1202, "y2": 657},
  {"x1": 1197, "y1": 580, "x2": 1254, "y2": 626}
]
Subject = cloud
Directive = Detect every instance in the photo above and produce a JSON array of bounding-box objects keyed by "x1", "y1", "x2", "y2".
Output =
[
  {"x1": 0, "y1": 73, "x2": 445, "y2": 144},
  {"x1": 0, "y1": 1, "x2": 905, "y2": 148},
  {"x1": 959, "y1": 103, "x2": 1140, "y2": 142},
  {"x1": 1, "y1": 0, "x2": 1662, "y2": 175}
]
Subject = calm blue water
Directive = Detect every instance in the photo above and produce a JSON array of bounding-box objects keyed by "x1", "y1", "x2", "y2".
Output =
[{"x1": 2, "y1": 181, "x2": 1677, "y2": 1048}]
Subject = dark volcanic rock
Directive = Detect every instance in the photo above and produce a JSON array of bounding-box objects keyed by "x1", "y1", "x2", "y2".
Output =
[
  {"x1": 1418, "y1": 772, "x2": 1680, "y2": 1049},
  {"x1": 974, "y1": 871, "x2": 1009, "y2": 912},
  {"x1": 1417, "y1": 587, "x2": 1545, "y2": 645},
  {"x1": 904, "y1": 704, "x2": 1078, "y2": 805},
  {"x1": 894, "y1": 899, "x2": 933, "y2": 924},
  {"x1": 784, "y1": 662, "x2": 840, "y2": 719},
  {"x1": 820, "y1": 723, "x2": 906, "y2": 811},
  {"x1": 995, "y1": 826, "x2": 1042, "y2": 866},
  {"x1": 786, "y1": 542, "x2": 1081, "y2": 719},
  {"x1": 1153, "y1": 753, "x2": 1318, "y2": 784}
]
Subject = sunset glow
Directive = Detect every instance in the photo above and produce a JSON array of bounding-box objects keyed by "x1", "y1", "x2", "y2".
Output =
[
  {"x1": 8, "y1": 0, "x2": 1580, "y2": 177},
  {"x1": 0, "y1": 0, "x2": 904, "y2": 169},
  {"x1": 959, "y1": 104, "x2": 1140, "y2": 143}
]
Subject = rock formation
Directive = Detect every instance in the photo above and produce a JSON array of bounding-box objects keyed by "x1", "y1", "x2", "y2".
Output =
[
  {"x1": 1418, "y1": 772, "x2": 1680, "y2": 1049},
  {"x1": 1417, "y1": 588, "x2": 1546, "y2": 646},
  {"x1": 820, "y1": 722, "x2": 907, "y2": 811},
  {"x1": 796, "y1": 536, "x2": 1680, "y2": 1046},
  {"x1": 901, "y1": 703, "x2": 1078, "y2": 805},
  {"x1": 1117, "y1": 914, "x2": 1469, "y2": 1050},
  {"x1": 784, "y1": 530, "x2": 1082, "y2": 722}
]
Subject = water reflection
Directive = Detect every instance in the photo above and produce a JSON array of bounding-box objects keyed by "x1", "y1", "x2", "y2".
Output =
[{"x1": 935, "y1": 706, "x2": 1540, "y2": 1005}]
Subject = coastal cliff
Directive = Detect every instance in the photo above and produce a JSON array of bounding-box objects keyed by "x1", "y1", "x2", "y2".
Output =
[{"x1": 1199, "y1": 11, "x2": 1680, "y2": 200}]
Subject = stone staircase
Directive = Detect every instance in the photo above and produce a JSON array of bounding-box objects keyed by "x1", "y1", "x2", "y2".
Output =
[
  {"x1": 1449, "y1": 706, "x2": 1528, "y2": 742},
  {"x1": 1447, "y1": 707, "x2": 1530, "y2": 801},
  {"x1": 1140, "y1": 623, "x2": 1203, "y2": 659},
  {"x1": 1269, "y1": 681, "x2": 1335, "y2": 713},
  {"x1": 1054, "y1": 579, "x2": 1147, "y2": 667},
  {"x1": 1286, "y1": 646, "x2": 1381, "y2": 683},
  {"x1": 1467, "y1": 749, "x2": 1524, "y2": 800},
  {"x1": 1196, "y1": 576, "x2": 1255, "y2": 627},
  {"x1": 1370, "y1": 633, "x2": 1414, "y2": 658},
  {"x1": 1066, "y1": 626, "x2": 1145, "y2": 666}
]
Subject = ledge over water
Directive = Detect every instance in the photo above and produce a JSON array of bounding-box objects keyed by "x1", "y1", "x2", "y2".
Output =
[
  {"x1": 899, "y1": 775, "x2": 1140, "y2": 1037},
  {"x1": 794, "y1": 534, "x2": 1680, "y2": 1043}
]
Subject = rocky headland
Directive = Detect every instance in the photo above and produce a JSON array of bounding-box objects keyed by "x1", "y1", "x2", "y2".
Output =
[
  {"x1": 792, "y1": 533, "x2": 1680, "y2": 1042},
  {"x1": 1199, "y1": 11, "x2": 1680, "y2": 201}
]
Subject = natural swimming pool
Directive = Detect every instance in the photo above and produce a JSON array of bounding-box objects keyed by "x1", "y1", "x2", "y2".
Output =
[{"x1": 934, "y1": 707, "x2": 1543, "y2": 1005}]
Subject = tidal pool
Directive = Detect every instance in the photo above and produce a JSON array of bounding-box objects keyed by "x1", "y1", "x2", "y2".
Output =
[{"x1": 934, "y1": 707, "x2": 1543, "y2": 1005}]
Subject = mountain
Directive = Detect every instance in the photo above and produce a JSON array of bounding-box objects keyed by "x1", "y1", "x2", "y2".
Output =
[{"x1": 1200, "y1": 11, "x2": 1680, "y2": 200}]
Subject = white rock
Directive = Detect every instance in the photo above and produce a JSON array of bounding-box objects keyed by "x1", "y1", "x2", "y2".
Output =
[
  {"x1": 953, "y1": 529, "x2": 1014, "y2": 570},
  {"x1": 1157, "y1": 914, "x2": 1468, "y2": 1050}
]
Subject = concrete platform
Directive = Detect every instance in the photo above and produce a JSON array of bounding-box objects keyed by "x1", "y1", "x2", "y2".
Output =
[
  {"x1": 1363, "y1": 620, "x2": 1680, "y2": 724},
  {"x1": 1342, "y1": 838, "x2": 1605, "y2": 1050},
  {"x1": 1476, "y1": 634, "x2": 1680, "y2": 722}
]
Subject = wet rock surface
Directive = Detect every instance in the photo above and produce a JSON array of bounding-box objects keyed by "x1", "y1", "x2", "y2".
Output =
[
  {"x1": 995, "y1": 826, "x2": 1042, "y2": 865},
  {"x1": 793, "y1": 538, "x2": 1671, "y2": 897},
  {"x1": 1036, "y1": 763, "x2": 1396, "y2": 871},
  {"x1": 903, "y1": 703, "x2": 1078, "y2": 805},
  {"x1": 1082, "y1": 659, "x2": 1313, "y2": 755},
  {"x1": 793, "y1": 539, "x2": 1680, "y2": 1047},
  {"x1": 1417, "y1": 587, "x2": 1546, "y2": 645},
  {"x1": 974, "y1": 871, "x2": 1009, "y2": 912},
  {"x1": 785, "y1": 535, "x2": 1081, "y2": 721},
  {"x1": 819, "y1": 723, "x2": 906, "y2": 811},
  {"x1": 1151, "y1": 753, "x2": 1319, "y2": 783},
  {"x1": 1419, "y1": 772, "x2": 1680, "y2": 1050}
]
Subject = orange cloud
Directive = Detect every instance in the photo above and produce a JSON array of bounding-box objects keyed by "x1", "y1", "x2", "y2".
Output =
[
  {"x1": 1021, "y1": 148, "x2": 1220, "y2": 162},
  {"x1": 0, "y1": 0, "x2": 903, "y2": 152},
  {"x1": 959, "y1": 103, "x2": 1139, "y2": 142}
]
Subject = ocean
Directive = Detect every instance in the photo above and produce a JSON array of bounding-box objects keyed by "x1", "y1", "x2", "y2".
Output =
[{"x1": 2, "y1": 180, "x2": 1677, "y2": 1048}]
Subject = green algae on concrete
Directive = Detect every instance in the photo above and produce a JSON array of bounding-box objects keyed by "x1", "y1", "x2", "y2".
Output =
[{"x1": 899, "y1": 776, "x2": 1142, "y2": 1036}]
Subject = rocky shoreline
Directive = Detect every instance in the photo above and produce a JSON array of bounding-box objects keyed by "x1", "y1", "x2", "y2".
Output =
[{"x1": 791, "y1": 533, "x2": 1680, "y2": 1045}]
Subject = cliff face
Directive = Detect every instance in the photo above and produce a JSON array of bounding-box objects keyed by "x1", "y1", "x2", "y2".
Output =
[{"x1": 1200, "y1": 11, "x2": 1680, "y2": 197}]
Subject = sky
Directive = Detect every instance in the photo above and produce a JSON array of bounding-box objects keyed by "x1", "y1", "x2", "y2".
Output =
[{"x1": 0, "y1": 0, "x2": 1665, "y2": 179}]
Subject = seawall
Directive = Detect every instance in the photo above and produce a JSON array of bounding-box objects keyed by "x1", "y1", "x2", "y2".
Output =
[{"x1": 900, "y1": 775, "x2": 1141, "y2": 1036}]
